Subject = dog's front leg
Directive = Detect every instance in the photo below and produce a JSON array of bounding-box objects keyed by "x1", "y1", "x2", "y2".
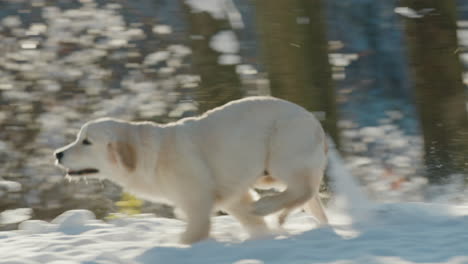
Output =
[{"x1": 178, "y1": 193, "x2": 214, "y2": 244}]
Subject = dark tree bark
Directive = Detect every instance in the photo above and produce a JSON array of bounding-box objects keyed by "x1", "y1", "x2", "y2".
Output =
[
  {"x1": 401, "y1": 0, "x2": 468, "y2": 181},
  {"x1": 181, "y1": 2, "x2": 243, "y2": 113},
  {"x1": 255, "y1": 0, "x2": 339, "y2": 144}
]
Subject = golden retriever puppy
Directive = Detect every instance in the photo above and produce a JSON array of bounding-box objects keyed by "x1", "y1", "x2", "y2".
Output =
[{"x1": 54, "y1": 96, "x2": 328, "y2": 244}]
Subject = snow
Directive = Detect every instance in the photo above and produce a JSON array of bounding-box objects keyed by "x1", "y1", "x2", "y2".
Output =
[
  {"x1": 394, "y1": 7, "x2": 435, "y2": 19},
  {"x1": 394, "y1": 7, "x2": 424, "y2": 19},
  {"x1": 185, "y1": 0, "x2": 244, "y2": 29},
  {"x1": 143, "y1": 51, "x2": 171, "y2": 66},
  {"x1": 0, "y1": 180, "x2": 22, "y2": 192},
  {"x1": 1, "y1": 203, "x2": 468, "y2": 264},
  {"x1": 236, "y1": 64, "x2": 258, "y2": 75},
  {"x1": 210, "y1": 30, "x2": 240, "y2": 54},
  {"x1": 209, "y1": 30, "x2": 241, "y2": 65},
  {"x1": 0, "y1": 208, "x2": 32, "y2": 226},
  {"x1": 218, "y1": 54, "x2": 241, "y2": 65},
  {"x1": 2, "y1": 16, "x2": 22, "y2": 28},
  {"x1": 152, "y1": 25, "x2": 172, "y2": 35},
  {"x1": 185, "y1": 0, "x2": 226, "y2": 19}
]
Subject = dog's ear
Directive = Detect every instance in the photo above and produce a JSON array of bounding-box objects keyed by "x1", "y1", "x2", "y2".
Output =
[{"x1": 108, "y1": 142, "x2": 137, "y2": 171}]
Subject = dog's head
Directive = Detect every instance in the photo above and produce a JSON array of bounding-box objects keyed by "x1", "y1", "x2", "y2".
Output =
[{"x1": 54, "y1": 118, "x2": 137, "y2": 179}]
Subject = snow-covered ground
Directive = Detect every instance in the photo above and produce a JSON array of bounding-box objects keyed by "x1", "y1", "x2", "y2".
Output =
[{"x1": 1, "y1": 203, "x2": 468, "y2": 264}]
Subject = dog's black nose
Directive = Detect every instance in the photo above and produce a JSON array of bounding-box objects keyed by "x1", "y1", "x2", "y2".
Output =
[{"x1": 55, "y1": 151, "x2": 64, "y2": 162}]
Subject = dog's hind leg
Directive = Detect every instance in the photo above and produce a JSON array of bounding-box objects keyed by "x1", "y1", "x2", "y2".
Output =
[
  {"x1": 277, "y1": 194, "x2": 328, "y2": 226},
  {"x1": 306, "y1": 194, "x2": 328, "y2": 225},
  {"x1": 223, "y1": 191, "x2": 270, "y2": 238},
  {"x1": 252, "y1": 168, "x2": 316, "y2": 217}
]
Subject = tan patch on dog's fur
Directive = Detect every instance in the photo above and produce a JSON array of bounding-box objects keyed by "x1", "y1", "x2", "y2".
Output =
[
  {"x1": 257, "y1": 175, "x2": 277, "y2": 185},
  {"x1": 115, "y1": 141, "x2": 137, "y2": 171}
]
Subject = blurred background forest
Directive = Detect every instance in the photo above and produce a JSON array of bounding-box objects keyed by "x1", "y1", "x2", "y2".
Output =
[{"x1": 0, "y1": 0, "x2": 467, "y2": 230}]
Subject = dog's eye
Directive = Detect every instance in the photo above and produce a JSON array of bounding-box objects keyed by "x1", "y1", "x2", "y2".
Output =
[{"x1": 82, "y1": 139, "x2": 92, "y2": 145}]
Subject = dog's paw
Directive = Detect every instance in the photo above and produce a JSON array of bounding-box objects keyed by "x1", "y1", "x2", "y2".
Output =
[
  {"x1": 179, "y1": 230, "x2": 209, "y2": 245},
  {"x1": 179, "y1": 234, "x2": 200, "y2": 245},
  {"x1": 247, "y1": 225, "x2": 272, "y2": 239}
]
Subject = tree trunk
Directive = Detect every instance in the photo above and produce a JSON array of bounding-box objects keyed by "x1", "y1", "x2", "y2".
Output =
[
  {"x1": 255, "y1": 0, "x2": 339, "y2": 144},
  {"x1": 401, "y1": 0, "x2": 468, "y2": 181},
  {"x1": 181, "y1": 2, "x2": 243, "y2": 112}
]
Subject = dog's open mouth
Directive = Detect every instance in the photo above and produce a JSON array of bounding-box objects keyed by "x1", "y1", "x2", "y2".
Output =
[{"x1": 67, "y1": 168, "x2": 99, "y2": 176}]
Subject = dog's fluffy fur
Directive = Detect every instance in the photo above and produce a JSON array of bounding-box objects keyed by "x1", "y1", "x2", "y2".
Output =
[{"x1": 55, "y1": 96, "x2": 328, "y2": 244}]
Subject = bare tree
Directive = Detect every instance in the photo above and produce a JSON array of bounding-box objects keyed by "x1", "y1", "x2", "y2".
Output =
[
  {"x1": 181, "y1": 2, "x2": 243, "y2": 112},
  {"x1": 255, "y1": 0, "x2": 339, "y2": 144},
  {"x1": 401, "y1": 0, "x2": 468, "y2": 181}
]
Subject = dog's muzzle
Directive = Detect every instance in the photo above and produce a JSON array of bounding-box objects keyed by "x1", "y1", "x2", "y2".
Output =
[{"x1": 53, "y1": 151, "x2": 99, "y2": 176}]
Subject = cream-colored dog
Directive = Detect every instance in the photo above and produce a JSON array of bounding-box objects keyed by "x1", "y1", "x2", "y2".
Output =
[{"x1": 54, "y1": 96, "x2": 328, "y2": 244}]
